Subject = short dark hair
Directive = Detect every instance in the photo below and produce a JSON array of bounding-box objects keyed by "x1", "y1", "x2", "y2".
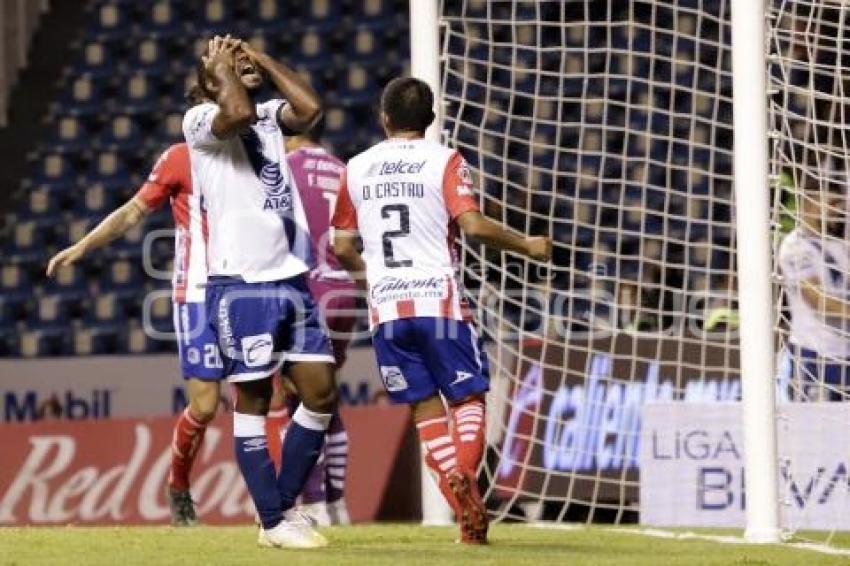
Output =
[
  {"x1": 380, "y1": 77, "x2": 435, "y2": 134},
  {"x1": 185, "y1": 82, "x2": 207, "y2": 107}
]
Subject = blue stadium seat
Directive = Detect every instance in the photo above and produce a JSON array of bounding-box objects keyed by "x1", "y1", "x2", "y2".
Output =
[
  {"x1": 73, "y1": 41, "x2": 114, "y2": 78},
  {"x1": 97, "y1": 115, "x2": 144, "y2": 151},
  {"x1": 249, "y1": 0, "x2": 291, "y2": 31},
  {"x1": 28, "y1": 295, "x2": 72, "y2": 328},
  {"x1": 61, "y1": 75, "x2": 104, "y2": 116},
  {"x1": 88, "y1": 3, "x2": 131, "y2": 41},
  {"x1": 131, "y1": 39, "x2": 169, "y2": 74},
  {"x1": 74, "y1": 323, "x2": 126, "y2": 355},
  {"x1": 30, "y1": 153, "x2": 74, "y2": 185},
  {"x1": 120, "y1": 72, "x2": 159, "y2": 115},
  {"x1": 21, "y1": 327, "x2": 72, "y2": 357},
  {"x1": 194, "y1": 0, "x2": 235, "y2": 34},
  {"x1": 141, "y1": 1, "x2": 186, "y2": 38}
]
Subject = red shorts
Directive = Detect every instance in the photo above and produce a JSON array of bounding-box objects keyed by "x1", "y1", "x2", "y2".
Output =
[{"x1": 307, "y1": 277, "x2": 359, "y2": 368}]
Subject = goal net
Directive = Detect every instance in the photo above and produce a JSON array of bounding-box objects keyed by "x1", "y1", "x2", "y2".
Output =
[
  {"x1": 768, "y1": 0, "x2": 850, "y2": 546},
  {"x1": 439, "y1": 0, "x2": 850, "y2": 544}
]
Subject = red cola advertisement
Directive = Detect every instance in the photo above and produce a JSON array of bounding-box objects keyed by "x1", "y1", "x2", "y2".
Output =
[{"x1": 0, "y1": 406, "x2": 417, "y2": 525}]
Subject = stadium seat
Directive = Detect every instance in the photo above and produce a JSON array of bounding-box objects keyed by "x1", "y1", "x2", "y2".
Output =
[
  {"x1": 47, "y1": 116, "x2": 89, "y2": 156},
  {"x1": 62, "y1": 75, "x2": 104, "y2": 116},
  {"x1": 21, "y1": 327, "x2": 72, "y2": 358},
  {"x1": 249, "y1": 0, "x2": 291, "y2": 31},
  {"x1": 89, "y1": 3, "x2": 131, "y2": 41},
  {"x1": 195, "y1": 0, "x2": 235, "y2": 34},
  {"x1": 142, "y1": 1, "x2": 185, "y2": 38}
]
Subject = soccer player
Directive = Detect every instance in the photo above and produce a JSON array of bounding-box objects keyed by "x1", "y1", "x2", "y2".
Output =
[
  {"x1": 331, "y1": 77, "x2": 552, "y2": 544},
  {"x1": 46, "y1": 88, "x2": 222, "y2": 527},
  {"x1": 184, "y1": 35, "x2": 337, "y2": 548},
  {"x1": 267, "y1": 121, "x2": 357, "y2": 525},
  {"x1": 778, "y1": 178, "x2": 850, "y2": 400}
]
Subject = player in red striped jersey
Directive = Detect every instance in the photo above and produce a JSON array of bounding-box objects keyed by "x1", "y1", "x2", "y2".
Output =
[
  {"x1": 332, "y1": 77, "x2": 551, "y2": 544},
  {"x1": 46, "y1": 87, "x2": 227, "y2": 527}
]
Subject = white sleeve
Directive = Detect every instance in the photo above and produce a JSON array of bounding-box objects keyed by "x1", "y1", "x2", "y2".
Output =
[
  {"x1": 263, "y1": 98, "x2": 294, "y2": 134},
  {"x1": 183, "y1": 102, "x2": 223, "y2": 149},
  {"x1": 779, "y1": 237, "x2": 819, "y2": 284}
]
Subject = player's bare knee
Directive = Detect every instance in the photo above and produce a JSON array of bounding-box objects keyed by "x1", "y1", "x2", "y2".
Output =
[
  {"x1": 189, "y1": 399, "x2": 217, "y2": 423},
  {"x1": 302, "y1": 383, "x2": 338, "y2": 414}
]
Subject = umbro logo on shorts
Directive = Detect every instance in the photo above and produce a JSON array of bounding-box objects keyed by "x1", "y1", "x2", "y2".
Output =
[
  {"x1": 242, "y1": 438, "x2": 268, "y2": 452},
  {"x1": 451, "y1": 370, "x2": 475, "y2": 386}
]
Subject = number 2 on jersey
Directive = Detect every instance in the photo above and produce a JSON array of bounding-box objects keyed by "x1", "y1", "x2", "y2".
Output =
[{"x1": 381, "y1": 204, "x2": 412, "y2": 268}]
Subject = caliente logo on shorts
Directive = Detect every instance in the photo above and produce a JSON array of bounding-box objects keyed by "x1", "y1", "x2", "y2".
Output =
[
  {"x1": 380, "y1": 366, "x2": 408, "y2": 392},
  {"x1": 242, "y1": 333, "x2": 274, "y2": 368}
]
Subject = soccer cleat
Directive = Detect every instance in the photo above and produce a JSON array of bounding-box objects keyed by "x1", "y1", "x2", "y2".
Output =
[
  {"x1": 447, "y1": 471, "x2": 488, "y2": 544},
  {"x1": 298, "y1": 501, "x2": 331, "y2": 527},
  {"x1": 257, "y1": 509, "x2": 329, "y2": 549},
  {"x1": 327, "y1": 498, "x2": 351, "y2": 525},
  {"x1": 166, "y1": 487, "x2": 198, "y2": 527}
]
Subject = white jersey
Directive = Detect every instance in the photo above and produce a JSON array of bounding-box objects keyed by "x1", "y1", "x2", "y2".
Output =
[
  {"x1": 332, "y1": 138, "x2": 479, "y2": 327},
  {"x1": 778, "y1": 227, "x2": 850, "y2": 358},
  {"x1": 182, "y1": 99, "x2": 311, "y2": 282}
]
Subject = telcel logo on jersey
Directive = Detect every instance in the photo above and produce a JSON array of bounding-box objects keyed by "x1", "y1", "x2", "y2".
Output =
[
  {"x1": 366, "y1": 159, "x2": 427, "y2": 177},
  {"x1": 260, "y1": 162, "x2": 293, "y2": 212}
]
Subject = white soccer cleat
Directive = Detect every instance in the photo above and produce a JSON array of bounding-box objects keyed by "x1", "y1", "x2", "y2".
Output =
[
  {"x1": 327, "y1": 498, "x2": 351, "y2": 525},
  {"x1": 257, "y1": 514, "x2": 328, "y2": 549},
  {"x1": 298, "y1": 501, "x2": 332, "y2": 527}
]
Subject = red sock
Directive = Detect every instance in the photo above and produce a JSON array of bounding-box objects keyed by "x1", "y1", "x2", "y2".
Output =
[
  {"x1": 416, "y1": 416, "x2": 461, "y2": 514},
  {"x1": 450, "y1": 399, "x2": 486, "y2": 474},
  {"x1": 168, "y1": 407, "x2": 208, "y2": 491}
]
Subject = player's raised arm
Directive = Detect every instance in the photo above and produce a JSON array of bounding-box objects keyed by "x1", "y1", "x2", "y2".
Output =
[
  {"x1": 46, "y1": 197, "x2": 150, "y2": 276},
  {"x1": 239, "y1": 41, "x2": 321, "y2": 134},
  {"x1": 201, "y1": 35, "x2": 256, "y2": 139},
  {"x1": 456, "y1": 210, "x2": 552, "y2": 261}
]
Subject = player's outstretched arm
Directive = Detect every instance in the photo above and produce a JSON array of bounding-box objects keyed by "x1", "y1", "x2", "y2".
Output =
[
  {"x1": 333, "y1": 231, "x2": 368, "y2": 293},
  {"x1": 46, "y1": 198, "x2": 150, "y2": 277},
  {"x1": 204, "y1": 35, "x2": 256, "y2": 139},
  {"x1": 801, "y1": 277, "x2": 850, "y2": 320},
  {"x1": 239, "y1": 42, "x2": 321, "y2": 134},
  {"x1": 456, "y1": 211, "x2": 552, "y2": 261}
]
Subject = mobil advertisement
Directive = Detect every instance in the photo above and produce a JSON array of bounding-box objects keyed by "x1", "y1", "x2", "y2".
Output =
[
  {"x1": 0, "y1": 347, "x2": 386, "y2": 422},
  {"x1": 641, "y1": 402, "x2": 850, "y2": 530}
]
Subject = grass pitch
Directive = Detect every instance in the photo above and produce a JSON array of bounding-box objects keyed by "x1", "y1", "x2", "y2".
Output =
[{"x1": 1, "y1": 524, "x2": 848, "y2": 566}]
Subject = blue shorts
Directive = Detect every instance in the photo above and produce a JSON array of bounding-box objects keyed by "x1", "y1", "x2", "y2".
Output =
[
  {"x1": 205, "y1": 275, "x2": 335, "y2": 382},
  {"x1": 790, "y1": 345, "x2": 850, "y2": 401},
  {"x1": 372, "y1": 317, "x2": 490, "y2": 404},
  {"x1": 173, "y1": 301, "x2": 223, "y2": 381}
]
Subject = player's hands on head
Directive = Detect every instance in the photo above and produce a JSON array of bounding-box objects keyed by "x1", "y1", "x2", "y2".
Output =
[
  {"x1": 46, "y1": 244, "x2": 85, "y2": 277},
  {"x1": 202, "y1": 34, "x2": 242, "y2": 73},
  {"x1": 524, "y1": 236, "x2": 553, "y2": 262}
]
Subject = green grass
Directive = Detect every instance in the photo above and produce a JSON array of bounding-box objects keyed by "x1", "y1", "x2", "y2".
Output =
[{"x1": 0, "y1": 524, "x2": 848, "y2": 566}]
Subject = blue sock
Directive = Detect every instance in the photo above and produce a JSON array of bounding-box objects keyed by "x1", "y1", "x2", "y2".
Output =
[
  {"x1": 233, "y1": 412, "x2": 282, "y2": 529},
  {"x1": 278, "y1": 405, "x2": 332, "y2": 511}
]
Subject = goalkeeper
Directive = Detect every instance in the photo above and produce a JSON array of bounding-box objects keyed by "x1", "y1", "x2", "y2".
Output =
[{"x1": 332, "y1": 77, "x2": 551, "y2": 543}]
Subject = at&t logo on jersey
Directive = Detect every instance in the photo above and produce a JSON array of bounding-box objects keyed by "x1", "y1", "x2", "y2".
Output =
[
  {"x1": 260, "y1": 162, "x2": 293, "y2": 212},
  {"x1": 365, "y1": 159, "x2": 427, "y2": 177}
]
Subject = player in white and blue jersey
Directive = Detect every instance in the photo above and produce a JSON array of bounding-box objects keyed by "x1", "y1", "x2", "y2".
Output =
[
  {"x1": 778, "y1": 180, "x2": 850, "y2": 401},
  {"x1": 184, "y1": 35, "x2": 336, "y2": 549}
]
